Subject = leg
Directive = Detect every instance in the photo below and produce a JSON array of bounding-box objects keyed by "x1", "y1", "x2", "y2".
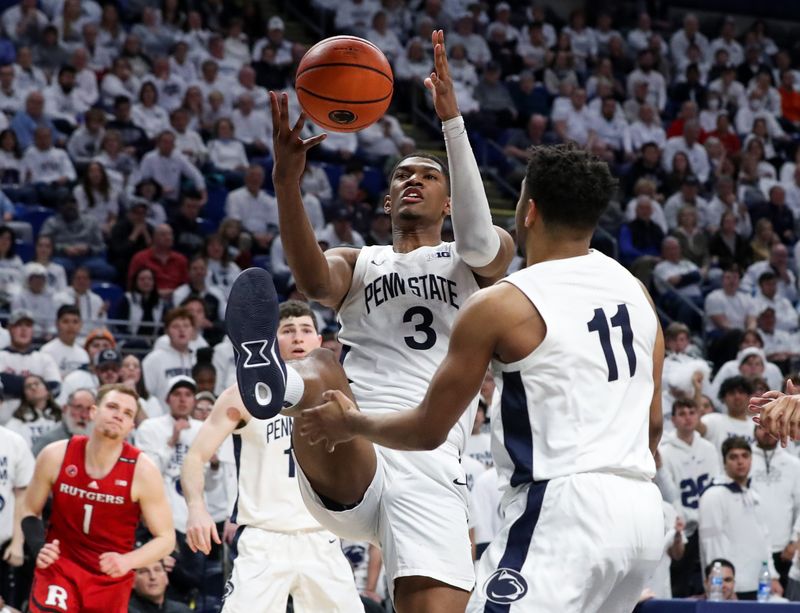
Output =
[
  {"x1": 289, "y1": 348, "x2": 377, "y2": 506},
  {"x1": 394, "y1": 576, "x2": 470, "y2": 613}
]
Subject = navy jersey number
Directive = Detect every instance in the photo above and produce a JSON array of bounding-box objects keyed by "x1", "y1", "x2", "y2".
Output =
[
  {"x1": 284, "y1": 445, "x2": 296, "y2": 478},
  {"x1": 403, "y1": 306, "x2": 437, "y2": 350},
  {"x1": 680, "y1": 474, "x2": 710, "y2": 509},
  {"x1": 587, "y1": 304, "x2": 637, "y2": 381}
]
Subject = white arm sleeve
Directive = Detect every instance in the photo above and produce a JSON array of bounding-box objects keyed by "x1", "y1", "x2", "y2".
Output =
[{"x1": 442, "y1": 115, "x2": 500, "y2": 269}]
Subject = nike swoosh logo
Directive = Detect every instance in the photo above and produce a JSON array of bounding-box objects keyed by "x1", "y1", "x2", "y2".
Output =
[
  {"x1": 370, "y1": 260, "x2": 384, "y2": 266},
  {"x1": 328, "y1": 538, "x2": 337, "y2": 544},
  {"x1": 453, "y1": 479, "x2": 468, "y2": 486}
]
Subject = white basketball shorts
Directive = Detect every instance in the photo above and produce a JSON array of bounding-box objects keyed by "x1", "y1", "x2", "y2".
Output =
[
  {"x1": 468, "y1": 472, "x2": 664, "y2": 613},
  {"x1": 221, "y1": 526, "x2": 364, "y2": 613},
  {"x1": 296, "y1": 443, "x2": 475, "y2": 600}
]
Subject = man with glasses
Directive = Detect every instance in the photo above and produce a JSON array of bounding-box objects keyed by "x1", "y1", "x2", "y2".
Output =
[{"x1": 32, "y1": 388, "x2": 94, "y2": 456}]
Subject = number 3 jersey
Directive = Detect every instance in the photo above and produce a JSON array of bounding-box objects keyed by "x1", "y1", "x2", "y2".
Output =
[
  {"x1": 48, "y1": 436, "x2": 141, "y2": 574},
  {"x1": 491, "y1": 250, "x2": 658, "y2": 489},
  {"x1": 338, "y1": 242, "x2": 481, "y2": 453}
]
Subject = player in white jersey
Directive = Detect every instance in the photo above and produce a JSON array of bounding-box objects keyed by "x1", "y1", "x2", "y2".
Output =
[
  {"x1": 299, "y1": 144, "x2": 666, "y2": 612},
  {"x1": 224, "y1": 30, "x2": 514, "y2": 612},
  {"x1": 180, "y1": 301, "x2": 363, "y2": 613}
]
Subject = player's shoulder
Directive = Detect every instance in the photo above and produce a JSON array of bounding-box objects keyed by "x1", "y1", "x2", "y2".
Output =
[
  {"x1": 37, "y1": 438, "x2": 69, "y2": 469},
  {"x1": 132, "y1": 450, "x2": 161, "y2": 483}
]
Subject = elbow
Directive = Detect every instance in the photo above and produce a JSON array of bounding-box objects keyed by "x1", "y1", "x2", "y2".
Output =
[{"x1": 418, "y1": 430, "x2": 447, "y2": 451}]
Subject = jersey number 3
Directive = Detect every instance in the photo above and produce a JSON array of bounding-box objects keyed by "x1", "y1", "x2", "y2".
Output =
[
  {"x1": 587, "y1": 304, "x2": 637, "y2": 382},
  {"x1": 403, "y1": 306, "x2": 436, "y2": 350}
]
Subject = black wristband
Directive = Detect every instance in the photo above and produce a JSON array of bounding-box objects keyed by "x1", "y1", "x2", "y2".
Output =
[{"x1": 21, "y1": 515, "x2": 45, "y2": 559}]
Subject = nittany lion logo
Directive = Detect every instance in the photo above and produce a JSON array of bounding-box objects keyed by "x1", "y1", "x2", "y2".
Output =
[
  {"x1": 222, "y1": 579, "x2": 234, "y2": 601},
  {"x1": 484, "y1": 568, "x2": 528, "y2": 604},
  {"x1": 241, "y1": 340, "x2": 272, "y2": 369}
]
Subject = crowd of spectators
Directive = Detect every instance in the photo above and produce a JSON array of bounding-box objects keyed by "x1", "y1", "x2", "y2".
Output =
[{"x1": 1, "y1": 0, "x2": 800, "y2": 610}]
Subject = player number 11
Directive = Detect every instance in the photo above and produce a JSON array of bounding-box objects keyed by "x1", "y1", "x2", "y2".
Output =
[
  {"x1": 587, "y1": 304, "x2": 637, "y2": 382},
  {"x1": 82, "y1": 503, "x2": 94, "y2": 534}
]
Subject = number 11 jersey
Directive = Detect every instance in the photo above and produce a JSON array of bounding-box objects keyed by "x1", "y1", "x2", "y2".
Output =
[
  {"x1": 338, "y1": 242, "x2": 481, "y2": 454},
  {"x1": 491, "y1": 249, "x2": 658, "y2": 489}
]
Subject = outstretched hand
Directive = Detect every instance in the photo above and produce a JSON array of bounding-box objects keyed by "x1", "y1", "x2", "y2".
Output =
[
  {"x1": 297, "y1": 390, "x2": 360, "y2": 452},
  {"x1": 750, "y1": 379, "x2": 799, "y2": 447},
  {"x1": 424, "y1": 30, "x2": 460, "y2": 122},
  {"x1": 270, "y1": 91, "x2": 327, "y2": 184}
]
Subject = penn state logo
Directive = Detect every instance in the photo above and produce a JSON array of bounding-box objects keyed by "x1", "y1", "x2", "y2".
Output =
[
  {"x1": 65, "y1": 465, "x2": 78, "y2": 478},
  {"x1": 222, "y1": 579, "x2": 234, "y2": 601},
  {"x1": 328, "y1": 109, "x2": 356, "y2": 125},
  {"x1": 484, "y1": 568, "x2": 528, "y2": 604},
  {"x1": 343, "y1": 544, "x2": 366, "y2": 567}
]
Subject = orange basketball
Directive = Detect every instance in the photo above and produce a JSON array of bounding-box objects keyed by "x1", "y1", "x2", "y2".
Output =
[{"x1": 295, "y1": 36, "x2": 393, "y2": 133}]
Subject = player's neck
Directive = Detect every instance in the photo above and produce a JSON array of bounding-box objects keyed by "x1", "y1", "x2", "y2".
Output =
[
  {"x1": 391, "y1": 226, "x2": 443, "y2": 253},
  {"x1": 525, "y1": 234, "x2": 591, "y2": 266},
  {"x1": 85, "y1": 435, "x2": 124, "y2": 477}
]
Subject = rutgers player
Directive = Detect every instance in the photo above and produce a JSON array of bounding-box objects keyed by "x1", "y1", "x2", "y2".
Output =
[{"x1": 20, "y1": 384, "x2": 175, "y2": 612}]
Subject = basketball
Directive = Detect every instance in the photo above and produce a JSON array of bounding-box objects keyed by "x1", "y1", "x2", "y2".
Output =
[{"x1": 295, "y1": 36, "x2": 394, "y2": 133}]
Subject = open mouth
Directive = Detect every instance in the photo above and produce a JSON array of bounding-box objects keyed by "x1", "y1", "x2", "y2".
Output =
[{"x1": 401, "y1": 188, "x2": 423, "y2": 204}]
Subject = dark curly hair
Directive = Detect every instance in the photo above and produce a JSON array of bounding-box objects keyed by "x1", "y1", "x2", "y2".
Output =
[{"x1": 522, "y1": 144, "x2": 617, "y2": 232}]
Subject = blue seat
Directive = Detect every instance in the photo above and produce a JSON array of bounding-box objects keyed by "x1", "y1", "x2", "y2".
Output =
[
  {"x1": 16, "y1": 205, "x2": 54, "y2": 238},
  {"x1": 322, "y1": 162, "x2": 344, "y2": 193},
  {"x1": 91, "y1": 282, "x2": 124, "y2": 312},
  {"x1": 361, "y1": 166, "x2": 387, "y2": 197},
  {"x1": 198, "y1": 216, "x2": 219, "y2": 235},
  {"x1": 203, "y1": 186, "x2": 228, "y2": 223},
  {"x1": 15, "y1": 239, "x2": 33, "y2": 262}
]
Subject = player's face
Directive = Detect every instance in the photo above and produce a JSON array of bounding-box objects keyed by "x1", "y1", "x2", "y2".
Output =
[
  {"x1": 671, "y1": 406, "x2": 698, "y2": 433},
  {"x1": 134, "y1": 561, "x2": 168, "y2": 599},
  {"x1": 93, "y1": 391, "x2": 137, "y2": 440},
  {"x1": 723, "y1": 448, "x2": 751, "y2": 481},
  {"x1": 277, "y1": 315, "x2": 321, "y2": 361},
  {"x1": 386, "y1": 158, "x2": 450, "y2": 223}
]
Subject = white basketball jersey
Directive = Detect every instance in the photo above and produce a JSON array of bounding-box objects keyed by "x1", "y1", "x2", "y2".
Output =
[
  {"x1": 338, "y1": 242, "x2": 481, "y2": 452},
  {"x1": 491, "y1": 250, "x2": 657, "y2": 490},
  {"x1": 232, "y1": 415, "x2": 320, "y2": 532}
]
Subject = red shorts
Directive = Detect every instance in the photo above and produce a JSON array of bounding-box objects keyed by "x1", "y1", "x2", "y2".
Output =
[{"x1": 29, "y1": 556, "x2": 134, "y2": 613}]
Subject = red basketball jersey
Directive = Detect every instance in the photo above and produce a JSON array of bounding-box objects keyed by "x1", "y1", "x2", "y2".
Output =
[{"x1": 47, "y1": 436, "x2": 142, "y2": 574}]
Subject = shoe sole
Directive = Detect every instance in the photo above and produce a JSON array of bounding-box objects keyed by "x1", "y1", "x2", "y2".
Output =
[{"x1": 225, "y1": 267, "x2": 286, "y2": 419}]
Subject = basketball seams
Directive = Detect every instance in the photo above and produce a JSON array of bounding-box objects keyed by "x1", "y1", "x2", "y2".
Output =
[
  {"x1": 296, "y1": 62, "x2": 393, "y2": 83},
  {"x1": 296, "y1": 87, "x2": 393, "y2": 105}
]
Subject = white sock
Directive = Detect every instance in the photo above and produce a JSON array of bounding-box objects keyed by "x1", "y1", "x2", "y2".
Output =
[{"x1": 284, "y1": 365, "x2": 305, "y2": 407}]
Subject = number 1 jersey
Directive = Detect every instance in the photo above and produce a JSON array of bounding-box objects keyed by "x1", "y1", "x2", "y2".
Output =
[
  {"x1": 491, "y1": 250, "x2": 658, "y2": 489},
  {"x1": 48, "y1": 436, "x2": 141, "y2": 574},
  {"x1": 338, "y1": 242, "x2": 481, "y2": 453}
]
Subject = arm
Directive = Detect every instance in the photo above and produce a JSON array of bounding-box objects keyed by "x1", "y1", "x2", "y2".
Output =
[
  {"x1": 19, "y1": 442, "x2": 65, "y2": 562},
  {"x1": 427, "y1": 31, "x2": 514, "y2": 281},
  {"x1": 270, "y1": 91, "x2": 357, "y2": 307},
  {"x1": 363, "y1": 545, "x2": 383, "y2": 602},
  {"x1": 298, "y1": 285, "x2": 520, "y2": 451},
  {"x1": 181, "y1": 385, "x2": 244, "y2": 554},
  {"x1": 639, "y1": 280, "x2": 664, "y2": 456},
  {"x1": 100, "y1": 454, "x2": 175, "y2": 577}
]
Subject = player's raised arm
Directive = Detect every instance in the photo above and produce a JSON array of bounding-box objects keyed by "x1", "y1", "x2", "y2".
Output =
[
  {"x1": 427, "y1": 30, "x2": 515, "y2": 283},
  {"x1": 298, "y1": 284, "x2": 518, "y2": 450},
  {"x1": 19, "y1": 442, "x2": 65, "y2": 566},
  {"x1": 270, "y1": 91, "x2": 358, "y2": 308},
  {"x1": 111, "y1": 453, "x2": 175, "y2": 575},
  {"x1": 181, "y1": 385, "x2": 244, "y2": 554}
]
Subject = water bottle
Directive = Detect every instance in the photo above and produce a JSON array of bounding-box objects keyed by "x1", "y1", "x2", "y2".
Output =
[
  {"x1": 757, "y1": 561, "x2": 771, "y2": 602},
  {"x1": 708, "y1": 561, "x2": 724, "y2": 601}
]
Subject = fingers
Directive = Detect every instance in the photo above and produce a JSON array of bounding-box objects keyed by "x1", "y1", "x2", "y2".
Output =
[
  {"x1": 302, "y1": 133, "x2": 327, "y2": 151},
  {"x1": 789, "y1": 379, "x2": 798, "y2": 394},
  {"x1": 212, "y1": 525, "x2": 222, "y2": 546},
  {"x1": 291, "y1": 110, "x2": 307, "y2": 138},
  {"x1": 269, "y1": 91, "x2": 280, "y2": 141},
  {"x1": 280, "y1": 92, "x2": 291, "y2": 132}
]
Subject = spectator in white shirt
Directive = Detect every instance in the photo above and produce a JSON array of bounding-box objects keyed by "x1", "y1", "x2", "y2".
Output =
[
  {"x1": 395, "y1": 37, "x2": 434, "y2": 85},
  {"x1": 13, "y1": 46, "x2": 47, "y2": 95},
  {"x1": 54, "y1": 266, "x2": 107, "y2": 336},
  {"x1": 169, "y1": 41, "x2": 197, "y2": 85},
  {"x1": 142, "y1": 57, "x2": 186, "y2": 113},
  {"x1": 663, "y1": 121, "x2": 711, "y2": 184},
  {"x1": 40, "y1": 304, "x2": 89, "y2": 377},
  {"x1": 710, "y1": 18, "x2": 744, "y2": 68},
  {"x1": 630, "y1": 104, "x2": 667, "y2": 152},
  {"x1": 366, "y1": 11, "x2": 403, "y2": 63},
  {"x1": 754, "y1": 306, "x2": 799, "y2": 368},
  {"x1": 301, "y1": 161, "x2": 333, "y2": 206},
  {"x1": 742, "y1": 243, "x2": 797, "y2": 303},
  {"x1": 139, "y1": 130, "x2": 206, "y2": 204},
  {"x1": 195, "y1": 60, "x2": 234, "y2": 112},
  {"x1": 207, "y1": 118, "x2": 248, "y2": 189},
  {"x1": 251, "y1": 16, "x2": 293, "y2": 66},
  {"x1": 627, "y1": 12, "x2": 656, "y2": 54},
  {"x1": 653, "y1": 237, "x2": 704, "y2": 326},
  {"x1": 707, "y1": 176, "x2": 752, "y2": 236},
  {"x1": 231, "y1": 93, "x2": 271, "y2": 158},
  {"x1": 670, "y1": 14, "x2": 710, "y2": 64},
  {"x1": 132, "y1": 81, "x2": 170, "y2": 140},
  {"x1": 704, "y1": 265, "x2": 754, "y2": 336},
  {"x1": 709, "y1": 66, "x2": 747, "y2": 112},
  {"x1": 318, "y1": 207, "x2": 365, "y2": 248},
  {"x1": 589, "y1": 97, "x2": 632, "y2": 161},
  {"x1": 73, "y1": 161, "x2": 120, "y2": 237},
  {"x1": 699, "y1": 436, "x2": 782, "y2": 599},
  {"x1": 21, "y1": 126, "x2": 76, "y2": 208},
  {"x1": 750, "y1": 270, "x2": 798, "y2": 333},
  {"x1": 335, "y1": 0, "x2": 380, "y2": 37},
  {"x1": 44, "y1": 65, "x2": 90, "y2": 130},
  {"x1": 225, "y1": 165, "x2": 279, "y2": 254},
  {"x1": 664, "y1": 175, "x2": 711, "y2": 230},
  {"x1": 2, "y1": 0, "x2": 48, "y2": 45},
  {"x1": 0, "y1": 64, "x2": 25, "y2": 117},
  {"x1": 736, "y1": 92, "x2": 786, "y2": 140},
  {"x1": 70, "y1": 48, "x2": 99, "y2": 110},
  {"x1": 169, "y1": 108, "x2": 206, "y2": 169},
  {"x1": 231, "y1": 66, "x2": 268, "y2": 111},
  {"x1": 141, "y1": 308, "x2": 197, "y2": 409},
  {"x1": 206, "y1": 35, "x2": 243, "y2": 81},
  {"x1": 552, "y1": 88, "x2": 593, "y2": 146},
  {"x1": 750, "y1": 425, "x2": 800, "y2": 588},
  {"x1": 448, "y1": 12, "x2": 491, "y2": 68},
  {"x1": 627, "y1": 49, "x2": 667, "y2": 112},
  {"x1": 11, "y1": 262, "x2": 57, "y2": 338},
  {"x1": 100, "y1": 57, "x2": 141, "y2": 108}
]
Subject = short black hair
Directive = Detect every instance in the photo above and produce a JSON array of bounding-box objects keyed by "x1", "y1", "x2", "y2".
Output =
[
  {"x1": 671, "y1": 398, "x2": 696, "y2": 416},
  {"x1": 57, "y1": 304, "x2": 81, "y2": 320},
  {"x1": 704, "y1": 558, "x2": 735, "y2": 578},
  {"x1": 718, "y1": 375, "x2": 752, "y2": 401},
  {"x1": 390, "y1": 152, "x2": 449, "y2": 188},
  {"x1": 721, "y1": 435, "x2": 751, "y2": 461},
  {"x1": 279, "y1": 300, "x2": 318, "y2": 333},
  {"x1": 522, "y1": 144, "x2": 617, "y2": 233}
]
